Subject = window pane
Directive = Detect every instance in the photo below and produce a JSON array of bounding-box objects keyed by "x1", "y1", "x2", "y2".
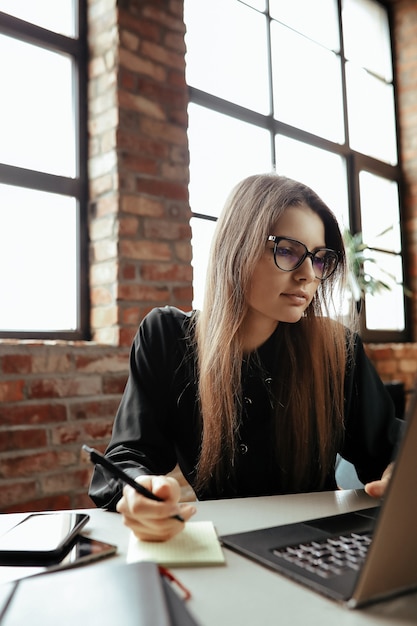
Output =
[
  {"x1": 364, "y1": 255, "x2": 405, "y2": 332},
  {"x1": 342, "y1": 0, "x2": 392, "y2": 81},
  {"x1": 191, "y1": 217, "x2": 217, "y2": 311},
  {"x1": 0, "y1": 36, "x2": 76, "y2": 176},
  {"x1": 0, "y1": 185, "x2": 78, "y2": 331},
  {"x1": 184, "y1": 0, "x2": 270, "y2": 114},
  {"x1": 346, "y1": 62, "x2": 397, "y2": 165},
  {"x1": 242, "y1": 0, "x2": 266, "y2": 10},
  {"x1": 359, "y1": 171, "x2": 405, "y2": 332},
  {"x1": 188, "y1": 103, "x2": 272, "y2": 218},
  {"x1": 270, "y1": 0, "x2": 339, "y2": 50},
  {"x1": 359, "y1": 172, "x2": 401, "y2": 253},
  {"x1": 271, "y1": 22, "x2": 344, "y2": 143},
  {"x1": 275, "y1": 135, "x2": 349, "y2": 228},
  {"x1": 0, "y1": 0, "x2": 76, "y2": 37}
]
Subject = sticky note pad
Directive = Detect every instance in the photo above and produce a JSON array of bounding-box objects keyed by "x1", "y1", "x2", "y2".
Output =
[{"x1": 126, "y1": 521, "x2": 225, "y2": 567}]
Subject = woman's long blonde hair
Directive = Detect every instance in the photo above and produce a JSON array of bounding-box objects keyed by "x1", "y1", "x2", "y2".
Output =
[{"x1": 194, "y1": 174, "x2": 352, "y2": 494}]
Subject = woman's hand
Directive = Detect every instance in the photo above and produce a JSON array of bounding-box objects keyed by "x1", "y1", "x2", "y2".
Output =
[
  {"x1": 364, "y1": 462, "x2": 394, "y2": 499},
  {"x1": 116, "y1": 475, "x2": 197, "y2": 542}
]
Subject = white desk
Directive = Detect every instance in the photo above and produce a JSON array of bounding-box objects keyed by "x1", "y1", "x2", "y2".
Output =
[{"x1": 1, "y1": 490, "x2": 416, "y2": 625}]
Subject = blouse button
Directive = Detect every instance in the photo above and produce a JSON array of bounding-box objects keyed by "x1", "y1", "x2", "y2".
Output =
[
  {"x1": 243, "y1": 396, "x2": 252, "y2": 405},
  {"x1": 264, "y1": 377, "x2": 272, "y2": 384},
  {"x1": 239, "y1": 443, "x2": 248, "y2": 455}
]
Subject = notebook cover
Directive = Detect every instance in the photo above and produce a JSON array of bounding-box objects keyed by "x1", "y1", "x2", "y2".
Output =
[{"x1": 0, "y1": 560, "x2": 198, "y2": 626}]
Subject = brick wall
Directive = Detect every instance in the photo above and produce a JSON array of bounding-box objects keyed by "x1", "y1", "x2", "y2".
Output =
[
  {"x1": 1, "y1": 0, "x2": 417, "y2": 513},
  {"x1": 88, "y1": 0, "x2": 192, "y2": 347},
  {"x1": 0, "y1": 342, "x2": 129, "y2": 512},
  {"x1": 392, "y1": 0, "x2": 417, "y2": 336}
]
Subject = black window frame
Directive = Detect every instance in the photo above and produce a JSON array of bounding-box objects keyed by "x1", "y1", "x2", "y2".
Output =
[
  {"x1": 186, "y1": 0, "x2": 409, "y2": 343},
  {"x1": 0, "y1": 1, "x2": 89, "y2": 341}
]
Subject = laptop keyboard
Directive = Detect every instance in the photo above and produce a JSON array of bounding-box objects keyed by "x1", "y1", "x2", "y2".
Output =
[{"x1": 272, "y1": 531, "x2": 372, "y2": 579}]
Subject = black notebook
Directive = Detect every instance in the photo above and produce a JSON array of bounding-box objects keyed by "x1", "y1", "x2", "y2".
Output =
[{"x1": 0, "y1": 560, "x2": 199, "y2": 626}]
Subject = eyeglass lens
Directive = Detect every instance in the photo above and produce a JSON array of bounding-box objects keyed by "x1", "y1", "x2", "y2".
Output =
[{"x1": 273, "y1": 238, "x2": 338, "y2": 280}]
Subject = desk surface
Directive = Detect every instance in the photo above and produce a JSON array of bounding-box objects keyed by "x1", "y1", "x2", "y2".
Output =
[{"x1": 1, "y1": 490, "x2": 416, "y2": 625}]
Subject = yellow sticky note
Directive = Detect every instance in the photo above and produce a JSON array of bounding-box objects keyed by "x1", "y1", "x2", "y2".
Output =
[{"x1": 127, "y1": 521, "x2": 225, "y2": 567}]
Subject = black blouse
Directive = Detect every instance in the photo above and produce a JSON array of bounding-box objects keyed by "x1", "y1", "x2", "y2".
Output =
[{"x1": 89, "y1": 306, "x2": 400, "y2": 510}]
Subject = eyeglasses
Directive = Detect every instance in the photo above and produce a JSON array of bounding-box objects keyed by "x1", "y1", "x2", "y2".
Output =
[{"x1": 267, "y1": 236, "x2": 339, "y2": 281}]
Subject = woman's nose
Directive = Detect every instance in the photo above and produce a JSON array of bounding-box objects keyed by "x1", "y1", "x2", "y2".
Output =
[{"x1": 293, "y1": 256, "x2": 316, "y2": 281}]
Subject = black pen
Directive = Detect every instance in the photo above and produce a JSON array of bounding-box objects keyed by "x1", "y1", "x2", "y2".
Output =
[{"x1": 82, "y1": 445, "x2": 184, "y2": 522}]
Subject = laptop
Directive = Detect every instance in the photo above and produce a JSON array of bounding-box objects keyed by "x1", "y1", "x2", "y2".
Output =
[{"x1": 220, "y1": 387, "x2": 417, "y2": 608}]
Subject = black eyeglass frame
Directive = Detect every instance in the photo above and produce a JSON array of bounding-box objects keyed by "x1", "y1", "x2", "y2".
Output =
[{"x1": 267, "y1": 235, "x2": 340, "y2": 281}]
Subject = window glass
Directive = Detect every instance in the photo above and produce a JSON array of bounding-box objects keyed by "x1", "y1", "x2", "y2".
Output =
[
  {"x1": 188, "y1": 103, "x2": 272, "y2": 218},
  {"x1": 0, "y1": 0, "x2": 76, "y2": 37},
  {"x1": 271, "y1": 22, "x2": 344, "y2": 143},
  {"x1": 364, "y1": 254, "x2": 405, "y2": 331},
  {"x1": 191, "y1": 217, "x2": 217, "y2": 311},
  {"x1": 0, "y1": 35, "x2": 76, "y2": 177},
  {"x1": 185, "y1": 0, "x2": 404, "y2": 339},
  {"x1": 184, "y1": 0, "x2": 270, "y2": 114},
  {"x1": 275, "y1": 135, "x2": 349, "y2": 228},
  {"x1": 241, "y1": 0, "x2": 266, "y2": 10},
  {"x1": 342, "y1": 0, "x2": 392, "y2": 81},
  {"x1": 346, "y1": 62, "x2": 397, "y2": 165},
  {"x1": 359, "y1": 172, "x2": 401, "y2": 253},
  {"x1": 270, "y1": 0, "x2": 339, "y2": 50},
  {"x1": 188, "y1": 103, "x2": 272, "y2": 310},
  {"x1": 359, "y1": 172, "x2": 405, "y2": 331},
  {"x1": 0, "y1": 185, "x2": 78, "y2": 331}
]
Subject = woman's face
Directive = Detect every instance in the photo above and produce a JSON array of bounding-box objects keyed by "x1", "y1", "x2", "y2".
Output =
[{"x1": 243, "y1": 204, "x2": 326, "y2": 344}]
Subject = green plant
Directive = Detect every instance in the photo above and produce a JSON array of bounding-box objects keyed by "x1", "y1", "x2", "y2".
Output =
[{"x1": 343, "y1": 228, "x2": 411, "y2": 303}]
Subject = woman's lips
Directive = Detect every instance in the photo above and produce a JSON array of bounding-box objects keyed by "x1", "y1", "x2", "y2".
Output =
[{"x1": 282, "y1": 291, "x2": 308, "y2": 305}]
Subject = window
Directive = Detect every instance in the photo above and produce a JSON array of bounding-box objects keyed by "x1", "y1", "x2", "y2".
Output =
[
  {"x1": 0, "y1": 0, "x2": 88, "y2": 339},
  {"x1": 185, "y1": 0, "x2": 407, "y2": 341}
]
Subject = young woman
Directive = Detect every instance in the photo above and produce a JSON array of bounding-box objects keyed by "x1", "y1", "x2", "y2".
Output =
[{"x1": 89, "y1": 174, "x2": 398, "y2": 541}]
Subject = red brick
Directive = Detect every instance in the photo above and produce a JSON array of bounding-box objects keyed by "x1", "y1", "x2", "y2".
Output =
[
  {"x1": 0, "y1": 481, "x2": 38, "y2": 511},
  {"x1": 120, "y1": 67, "x2": 137, "y2": 90},
  {"x1": 1, "y1": 355, "x2": 32, "y2": 374},
  {"x1": 141, "y1": 40, "x2": 184, "y2": 70},
  {"x1": 41, "y1": 469, "x2": 91, "y2": 494},
  {"x1": 119, "y1": 215, "x2": 139, "y2": 237},
  {"x1": 140, "y1": 262, "x2": 192, "y2": 282},
  {"x1": 0, "y1": 403, "x2": 67, "y2": 426},
  {"x1": 84, "y1": 420, "x2": 114, "y2": 440},
  {"x1": 121, "y1": 194, "x2": 164, "y2": 217},
  {"x1": 4, "y1": 494, "x2": 72, "y2": 514},
  {"x1": 121, "y1": 153, "x2": 158, "y2": 175},
  {"x1": 142, "y1": 5, "x2": 184, "y2": 33},
  {"x1": 121, "y1": 306, "x2": 141, "y2": 325},
  {"x1": 0, "y1": 429, "x2": 47, "y2": 452},
  {"x1": 144, "y1": 219, "x2": 191, "y2": 240},
  {"x1": 0, "y1": 380, "x2": 25, "y2": 402},
  {"x1": 118, "y1": 11, "x2": 160, "y2": 42},
  {"x1": 121, "y1": 262, "x2": 137, "y2": 280},
  {"x1": 74, "y1": 353, "x2": 128, "y2": 373},
  {"x1": 51, "y1": 425, "x2": 83, "y2": 446},
  {"x1": 119, "y1": 326, "x2": 138, "y2": 347},
  {"x1": 136, "y1": 177, "x2": 188, "y2": 201},
  {"x1": 120, "y1": 239, "x2": 172, "y2": 261},
  {"x1": 173, "y1": 285, "x2": 193, "y2": 302},
  {"x1": 117, "y1": 129, "x2": 169, "y2": 159},
  {"x1": 69, "y1": 398, "x2": 121, "y2": 421},
  {"x1": 118, "y1": 283, "x2": 170, "y2": 301},
  {"x1": 27, "y1": 376, "x2": 102, "y2": 399},
  {"x1": 0, "y1": 451, "x2": 60, "y2": 478},
  {"x1": 102, "y1": 373, "x2": 128, "y2": 394}
]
